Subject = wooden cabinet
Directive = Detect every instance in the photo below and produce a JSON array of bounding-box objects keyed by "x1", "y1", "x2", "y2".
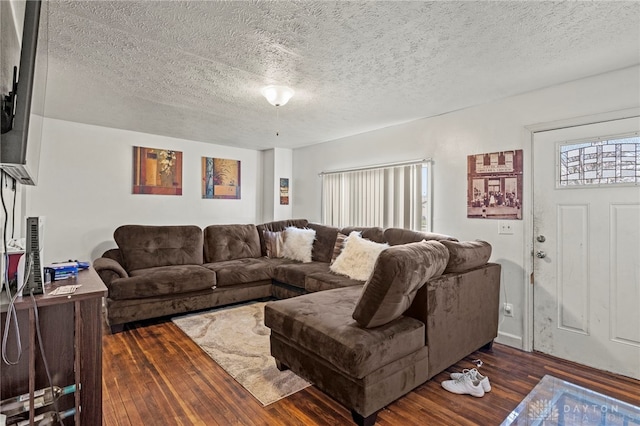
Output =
[{"x1": 1, "y1": 268, "x2": 106, "y2": 425}]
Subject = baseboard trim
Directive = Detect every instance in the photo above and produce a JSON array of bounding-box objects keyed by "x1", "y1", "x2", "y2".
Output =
[{"x1": 496, "y1": 331, "x2": 523, "y2": 350}]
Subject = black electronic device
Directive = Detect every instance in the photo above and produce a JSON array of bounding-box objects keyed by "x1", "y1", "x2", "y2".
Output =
[
  {"x1": 0, "y1": 0, "x2": 48, "y2": 186},
  {"x1": 24, "y1": 216, "x2": 44, "y2": 295}
]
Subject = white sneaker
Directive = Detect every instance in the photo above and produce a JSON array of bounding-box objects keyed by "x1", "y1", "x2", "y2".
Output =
[
  {"x1": 441, "y1": 371, "x2": 485, "y2": 397},
  {"x1": 450, "y1": 368, "x2": 491, "y2": 392}
]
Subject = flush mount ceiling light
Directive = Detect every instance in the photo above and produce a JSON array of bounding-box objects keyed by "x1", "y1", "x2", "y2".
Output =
[
  {"x1": 261, "y1": 85, "x2": 295, "y2": 107},
  {"x1": 261, "y1": 85, "x2": 295, "y2": 136}
]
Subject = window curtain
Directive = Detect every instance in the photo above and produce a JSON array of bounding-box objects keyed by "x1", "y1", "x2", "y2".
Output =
[{"x1": 321, "y1": 162, "x2": 427, "y2": 230}]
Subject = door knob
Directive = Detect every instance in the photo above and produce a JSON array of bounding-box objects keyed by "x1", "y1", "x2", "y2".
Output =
[
  {"x1": 536, "y1": 250, "x2": 546, "y2": 258},
  {"x1": 536, "y1": 235, "x2": 546, "y2": 243}
]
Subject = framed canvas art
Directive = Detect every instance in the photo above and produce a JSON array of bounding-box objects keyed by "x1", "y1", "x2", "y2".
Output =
[
  {"x1": 467, "y1": 150, "x2": 523, "y2": 219},
  {"x1": 280, "y1": 178, "x2": 289, "y2": 205},
  {"x1": 132, "y1": 146, "x2": 182, "y2": 195},
  {"x1": 202, "y1": 157, "x2": 241, "y2": 199}
]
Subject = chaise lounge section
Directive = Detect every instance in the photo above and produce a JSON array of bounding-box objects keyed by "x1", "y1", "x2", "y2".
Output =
[{"x1": 264, "y1": 239, "x2": 500, "y2": 425}]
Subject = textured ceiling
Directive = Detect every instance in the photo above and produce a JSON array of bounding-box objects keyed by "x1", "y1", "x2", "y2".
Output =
[{"x1": 42, "y1": 1, "x2": 640, "y2": 150}]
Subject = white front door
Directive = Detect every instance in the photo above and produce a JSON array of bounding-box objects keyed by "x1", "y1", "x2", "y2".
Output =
[{"x1": 533, "y1": 117, "x2": 640, "y2": 379}]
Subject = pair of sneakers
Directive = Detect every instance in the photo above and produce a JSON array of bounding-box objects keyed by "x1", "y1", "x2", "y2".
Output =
[{"x1": 441, "y1": 368, "x2": 491, "y2": 397}]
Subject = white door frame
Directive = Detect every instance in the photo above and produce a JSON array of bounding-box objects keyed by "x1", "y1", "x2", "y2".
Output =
[{"x1": 522, "y1": 107, "x2": 640, "y2": 352}]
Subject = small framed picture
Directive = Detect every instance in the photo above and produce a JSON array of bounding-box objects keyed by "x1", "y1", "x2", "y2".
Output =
[{"x1": 280, "y1": 178, "x2": 289, "y2": 205}]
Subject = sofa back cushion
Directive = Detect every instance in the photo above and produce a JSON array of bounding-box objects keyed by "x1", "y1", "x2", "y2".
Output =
[
  {"x1": 307, "y1": 223, "x2": 339, "y2": 263},
  {"x1": 101, "y1": 248, "x2": 123, "y2": 265},
  {"x1": 383, "y1": 228, "x2": 458, "y2": 245},
  {"x1": 339, "y1": 226, "x2": 386, "y2": 243},
  {"x1": 204, "y1": 224, "x2": 262, "y2": 262},
  {"x1": 441, "y1": 240, "x2": 492, "y2": 273},
  {"x1": 352, "y1": 240, "x2": 449, "y2": 328},
  {"x1": 114, "y1": 225, "x2": 203, "y2": 272},
  {"x1": 257, "y1": 219, "x2": 309, "y2": 256}
]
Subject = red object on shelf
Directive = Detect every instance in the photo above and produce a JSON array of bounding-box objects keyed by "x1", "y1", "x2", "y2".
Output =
[{"x1": 7, "y1": 251, "x2": 24, "y2": 281}]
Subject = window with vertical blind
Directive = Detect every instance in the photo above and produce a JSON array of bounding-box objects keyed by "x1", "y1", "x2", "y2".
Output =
[{"x1": 321, "y1": 160, "x2": 432, "y2": 231}]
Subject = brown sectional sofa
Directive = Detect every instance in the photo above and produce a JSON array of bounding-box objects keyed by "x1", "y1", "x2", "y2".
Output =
[
  {"x1": 95, "y1": 218, "x2": 432, "y2": 330},
  {"x1": 93, "y1": 219, "x2": 500, "y2": 425}
]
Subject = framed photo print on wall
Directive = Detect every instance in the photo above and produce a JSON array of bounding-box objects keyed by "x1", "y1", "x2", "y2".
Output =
[{"x1": 467, "y1": 149, "x2": 523, "y2": 219}]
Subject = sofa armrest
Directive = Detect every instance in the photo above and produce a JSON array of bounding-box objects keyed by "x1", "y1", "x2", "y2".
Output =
[
  {"x1": 93, "y1": 257, "x2": 129, "y2": 288},
  {"x1": 404, "y1": 262, "x2": 501, "y2": 378}
]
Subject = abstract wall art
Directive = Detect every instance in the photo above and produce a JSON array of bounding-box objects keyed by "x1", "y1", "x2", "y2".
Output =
[
  {"x1": 132, "y1": 146, "x2": 183, "y2": 195},
  {"x1": 202, "y1": 157, "x2": 241, "y2": 199}
]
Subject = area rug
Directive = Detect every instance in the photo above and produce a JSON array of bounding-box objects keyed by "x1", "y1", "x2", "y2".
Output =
[{"x1": 172, "y1": 302, "x2": 310, "y2": 406}]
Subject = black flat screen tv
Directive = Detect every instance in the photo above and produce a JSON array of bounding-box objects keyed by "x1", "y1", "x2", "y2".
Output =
[{"x1": 0, "y1": 0, "x2": 48, "y2": 186}]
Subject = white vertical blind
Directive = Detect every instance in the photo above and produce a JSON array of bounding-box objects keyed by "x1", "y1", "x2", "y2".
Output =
[{"x1": 321, "y1": 161, "x2": 430, "y2": 230}]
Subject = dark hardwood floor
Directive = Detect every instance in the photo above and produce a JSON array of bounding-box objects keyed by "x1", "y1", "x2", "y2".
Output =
[{"x1": 102, "y1": 317, "x2": 640, "y2": 425}]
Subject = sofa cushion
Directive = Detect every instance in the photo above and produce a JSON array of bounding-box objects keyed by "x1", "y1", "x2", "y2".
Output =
[
  {"x1": 330, "y1": 232, "x2": 389, "y2": 281},
  {"x1": 305, "y1": 271, "x2": 363, "y2": 293},
  {"x1": 281, "y1": 227, "x2": 316, "y2": 263},
  {"x1": 203, "y1": 224, "x2": 262, "y2": 262},
  {"x1": 257, "y1": 219, "x2": 309, "y2": 256},
  {"x1": 441, "y1": 240, "x2": 492, "y2": 273},
  {"x1": 263, "y1": 230, "x2": 285, "y2": 258},
  {"x1": 330, "y1": 232, "x2": 348, "y2": 264},
  {"x1": 114, "y1": 225, "x2": 203, "y2": 272},
  {"x1": 353, "y1": 240, "x2": 449, "y2": 328},
  {"x1": 272, "y1": 262, "x2": 330, "y2": 289},
  {"x1": 339, "y1": 226, "x2": 386, "y2": 243},
  {"x1": 203, "y1": 257, "x2": 286, "y2": 286},
  {"x1": 264, "y1": 286, "x2": 426, "y2": 379},
  {"x1": 307, "y1": 223, "x2": 339, "y2": 263},
  {"x1": 383, "y1": 228, "x2": 458, "y2": 245},
  {"x1": 109, "y1": 265, "x2": 216, "y2": 300}
]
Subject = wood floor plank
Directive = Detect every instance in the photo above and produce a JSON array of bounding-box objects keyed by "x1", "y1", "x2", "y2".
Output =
[{"x1": 102, "y1": 318, "x2": 640, "y2": 425}]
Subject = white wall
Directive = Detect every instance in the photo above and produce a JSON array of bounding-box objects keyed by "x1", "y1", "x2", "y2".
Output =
[
  {"x1": 261, "y1": 149, "x2": 275, "y2": 222},
  {"x1": 25, "y1": 119, "x2": 263, "y2": 263},
  {"x1": 292, "y1": 66, "x2": 640, "y2": 349},
  {"x1": 261, "y1": 147, "x2": 293, "y2": 222}
]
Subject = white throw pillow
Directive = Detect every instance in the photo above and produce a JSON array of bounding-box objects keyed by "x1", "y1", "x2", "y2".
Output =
[
  {"x1": 281, "y1": 227, "x2": 316, "y2": 263},
  {"x1": 330, "y1": 231, "x2": 389, "y2": 281}
]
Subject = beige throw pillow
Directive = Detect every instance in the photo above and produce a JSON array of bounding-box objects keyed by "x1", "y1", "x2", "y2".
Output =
[
  {"x1": 263, "y1": 230, "x2": 284, "y2": 258},
  {"x1": 330, "y1": 231, "x2": 389, "y2": 281}
]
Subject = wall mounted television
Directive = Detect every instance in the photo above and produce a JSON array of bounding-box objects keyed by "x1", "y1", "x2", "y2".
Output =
[{"x1": 0, "y1": 0, "x2": 48, "y2": 186}]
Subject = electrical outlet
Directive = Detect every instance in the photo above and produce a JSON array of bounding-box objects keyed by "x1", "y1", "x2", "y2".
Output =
[
  {"x1": 498, "y1": 221, "x2": 514, "y2": 235},
  {"x1": 503, "y1": 303, "x2": 514, "y2": 317}
]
